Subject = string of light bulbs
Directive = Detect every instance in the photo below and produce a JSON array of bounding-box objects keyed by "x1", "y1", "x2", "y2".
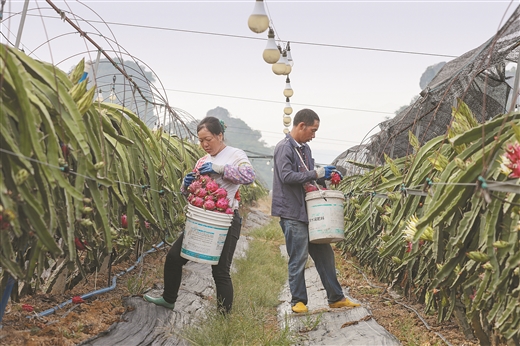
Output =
[{"x1": 247, "y1": 0, "x2": 294, "y2": 135}]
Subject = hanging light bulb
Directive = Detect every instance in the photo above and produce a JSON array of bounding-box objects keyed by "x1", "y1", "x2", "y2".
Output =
[
  {"x1": 283, "y1": 50, "x2": 291, "y2": 75},
  {"x1": 109, "y1": 88, "x2": 116, "y2": 102},
  {"x1": 283, "y1": 76, "x2": 293, "y2": 98},
  {"x1": 283, "y1": 115, "x2": 291, "y2": 127},
  {"x1": 96, "y1": 89, "x2": 103, "y2": 102},
  {"x1": 283, "y1": 97, "x2": 292, "y2": 115},
  {"x1": 283, "y1": 127, "x2": 290, "y2": 134},
  {"x1": 248, "y1": 0, "x2": 269, "y2": 34},
  {"x1": 272, "y1": 46, "x2": 287, "y2": 75},
  {"x1": 286, "y1": 41, "x2": 294, "y2": 67},
  {"x1": 263, "y1": 27, "x2": 280, "y2": 64}
]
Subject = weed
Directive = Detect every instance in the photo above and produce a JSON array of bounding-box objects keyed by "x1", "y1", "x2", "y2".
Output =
[
  {"x1": 126, "y1": 272, "x2": 153, "y2": 295},
  {"x1": 299, "y1": 312, "x2": 323, "y2": 333}
]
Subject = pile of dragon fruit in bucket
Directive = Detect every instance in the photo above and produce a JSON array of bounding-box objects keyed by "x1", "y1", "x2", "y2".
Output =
[{"x1": 187, "y1": 174, "x2": 234, "y2": 214}]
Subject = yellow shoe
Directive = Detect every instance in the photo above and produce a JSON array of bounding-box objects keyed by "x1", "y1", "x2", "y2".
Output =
[
  {"x1": 329, "y1": 298, "x2": 360, "y2": 309},
  {"x1": 291, "y1": 302, "x2": 308, "y2": 313}
]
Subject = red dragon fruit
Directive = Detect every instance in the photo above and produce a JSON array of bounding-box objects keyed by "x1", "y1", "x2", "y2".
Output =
[
  {"x1": 304, "y1": 183, "x2": 318, "y2": 193},
  {"x1": 192, "y1": 197, "x2": 204, "y2": 208},
  {"x1": 203, "y1": 199, "x2": 216, "y2": 211},
  {"x1": 206, "y1": 180, "x2": 219, "y2": 193},
  {"x1": 196, "y1": 188, "x2": 208, "y2": 198},
  {"x1": 225, "y1": 208, "x2": 234, "y2": 214},
  {"x1": 216, "y1": 198, "x2": 229, "y2": 211},
  {"x1": 188, "y1": 181, "x2": 202, "y2": 194},
  {"x1": 199, "y1": 175, "x2": 211, "y2": 185},
  {"x1": 204, "y1": 194, "x2": 215, "y2": 201},
  {"x1": 215, "y1": 188, "x2": 227, "y2": 199},
  {"x1": 330, "y1": 172, "x2": 341, "y2": 186},
  {"x1": 505, "y1": 142, "x2": 520, "y2": 178}
]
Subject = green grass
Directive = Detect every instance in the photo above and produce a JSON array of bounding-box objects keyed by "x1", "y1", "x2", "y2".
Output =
[{"x1": 181, "y1": 219, "x2": 298, "y2": 345}]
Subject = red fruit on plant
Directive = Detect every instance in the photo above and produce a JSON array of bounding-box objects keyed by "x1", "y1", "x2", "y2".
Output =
[
  {"x1": 330, "y1": 172, "x2": 341, "y2": 186},
  {"x1": 61, "y1": 143, "x2": 68, "y2": 158},
  {"x1": 215, "y1": 188, "x2": 227, "y2": 199},
  {"x1": 121, "y1": 214, "x2": 128, "y2": 228},
  {"x1": 22, "y1": 304, "x2": 34, "y2": 312},
  {"x1": 72, "y1": 296, "x2": 85, "y2": 304},
  {"x1": 75, "y1": 237, "x2": 87, "y2": 251},
  {"x1": 234, "y1": 190, "x2": 241, "y2": 202},
  {"x1": 203, "y1": 200, "x2": 216, "y2": 211},
  {"x1": 145, "y1": 221, "x2": 150, "y2": 229},
  {"x1": 216, "y1": 198, "x2": 229, "y2": 211}
]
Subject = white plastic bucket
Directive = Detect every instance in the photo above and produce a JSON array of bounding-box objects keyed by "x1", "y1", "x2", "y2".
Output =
[
  {"x1": 305, "y1": 190, "x2": 345, "y2": 244},
  {"x1": 181, "y1": 204, "x2": 234, "y2": 264}
]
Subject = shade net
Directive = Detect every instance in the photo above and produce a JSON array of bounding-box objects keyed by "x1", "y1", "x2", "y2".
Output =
[{"x1": 334, "y1": 5, "x2": 520, "y2": 175}]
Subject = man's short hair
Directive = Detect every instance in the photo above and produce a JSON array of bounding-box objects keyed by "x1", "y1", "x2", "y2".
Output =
[{"x1": 293, "y1": 109, "x2": 320, "y2": 127}]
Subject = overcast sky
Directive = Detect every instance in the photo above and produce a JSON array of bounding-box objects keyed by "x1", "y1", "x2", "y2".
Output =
[{"x1": 2, "y1": 0, "x2": 518, "y2": 164}]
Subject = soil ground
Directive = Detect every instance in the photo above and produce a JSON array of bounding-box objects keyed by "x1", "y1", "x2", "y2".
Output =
[{"x1": 0, "y1": 197, "x2": 480, "y2": 346}]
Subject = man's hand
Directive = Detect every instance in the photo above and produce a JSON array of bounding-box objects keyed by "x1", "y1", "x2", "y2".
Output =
[
  {"x1": 198, "y1": 162, "x2": 224, "y2": 175},
  {"x1": 183, "y1": 172, "x2": 196, "y2": 188},
  {"x1": 316, "y1": 165, "x2": 336, "y2": 179}
]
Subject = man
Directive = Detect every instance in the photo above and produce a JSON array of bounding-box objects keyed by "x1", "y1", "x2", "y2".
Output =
[{"x1": 272, "y1": 108, "x2": 360, "y2": 313}]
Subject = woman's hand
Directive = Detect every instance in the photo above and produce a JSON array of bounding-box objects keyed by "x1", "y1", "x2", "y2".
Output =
[
  {"x1": 183, "y1": 172, "x2": 196, "y2": 188},
  {"x1": 199, "y1": 162, "x2": 224, "y2": 175}
]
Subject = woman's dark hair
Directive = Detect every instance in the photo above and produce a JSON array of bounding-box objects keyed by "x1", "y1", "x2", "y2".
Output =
[
  {"x1": 197, "y1": 116, "x2": 226, "y2": 136},
  {"x1": 293, "y1": 108, "x2": 320, "y2": 126}
]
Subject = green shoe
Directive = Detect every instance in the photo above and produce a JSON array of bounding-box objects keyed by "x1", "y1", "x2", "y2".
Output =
[{"x1": 143, "y1": 294, "x2": 175, "y2": 309}]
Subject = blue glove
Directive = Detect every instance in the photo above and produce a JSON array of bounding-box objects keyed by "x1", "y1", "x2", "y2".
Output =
[
  {"x1": 198, "y1": 162, "x2": 224, "y2": 175},
  {"x1": 183, "y1": 172, "x2": 196, "y2": 188},
  {"x1": 316, "y1": 165, "x2": 336, "y2": 179}
]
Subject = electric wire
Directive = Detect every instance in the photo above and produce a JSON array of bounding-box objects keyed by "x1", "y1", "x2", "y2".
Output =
[{"x1": 4, "y1": 10, "x2": 459, "y2": 59}]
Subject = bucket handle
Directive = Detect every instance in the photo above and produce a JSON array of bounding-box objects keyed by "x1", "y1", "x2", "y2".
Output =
[{"x1": 294, "y1": 147, "x2": 327, "y2": 201}]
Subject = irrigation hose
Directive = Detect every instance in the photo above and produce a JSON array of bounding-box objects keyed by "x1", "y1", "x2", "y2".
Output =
[{"x1": 27, "y1": 241, "x2": 165, "y2": 319}]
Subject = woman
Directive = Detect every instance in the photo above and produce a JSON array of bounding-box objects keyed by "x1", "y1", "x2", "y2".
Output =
[{"x1": 144, "y1": 116, "x2": 255, "y2": 313}]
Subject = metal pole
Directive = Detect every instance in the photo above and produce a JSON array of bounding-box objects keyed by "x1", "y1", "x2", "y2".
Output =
[
  {"x1": 508, "y1": 52, "x2": 520, "y2": 113},
  {"x1": 14, "y1": 0, "x2": 30, "y2": 49}
]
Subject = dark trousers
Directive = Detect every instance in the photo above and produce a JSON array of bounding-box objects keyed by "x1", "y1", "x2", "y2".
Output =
[{"x1": 162, "y1": 211, "x2": 242, "y2": 313}]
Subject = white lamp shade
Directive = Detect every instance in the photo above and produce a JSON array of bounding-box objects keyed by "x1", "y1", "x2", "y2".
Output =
[
  {"x1": 283, "y1": 97, "x2": 292, "y2": 115},
  {"x1": 263, "y1": 28, "x2": 280, "y2": 64},
  {"x1": 248, "y1": 0, "x2": 269, "y2": 34},
  {"x1": 284, "y1": 63, "x2": 292, "y2": 75},
  {"x1": 284, "y1": 76, "x2": 293, "y2": 98},
  {"x1": 286, "y1": 49, "x2": 294, "y2": 66},
  {"x1": 272, "y1": 48, "x2": 287, "y2": 75}
]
